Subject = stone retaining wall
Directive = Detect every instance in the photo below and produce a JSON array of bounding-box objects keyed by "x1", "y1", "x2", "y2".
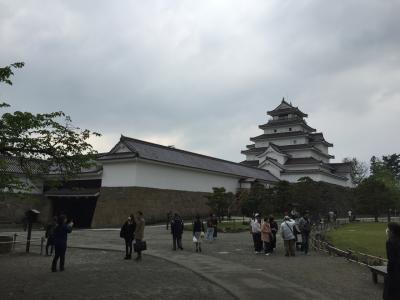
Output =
[
  {"x1": 92, "y1": 186, "x2": 211, "y2": 227},
  {"x1": 0, "y1": 193, "x2": 51, "y2": 225}
]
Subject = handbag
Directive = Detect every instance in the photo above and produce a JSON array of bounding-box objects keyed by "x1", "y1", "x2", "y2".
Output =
[{"x1": 134, "y1": 240, "x2": 147, "y2": 252}]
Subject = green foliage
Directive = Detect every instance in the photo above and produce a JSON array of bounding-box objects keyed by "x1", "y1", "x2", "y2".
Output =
[
  {"x1": 0, "y1": 62, "x2": 101, "y2": 191},
  {"x1": 355, "y1": 167, "x2": 400, "y2": 220},
  {"x1": 205, "y1": 187, "x2": 234, "y2": 218},
  {"x1": 239, "y1": 182, "x2": 271, "y2": 216}
]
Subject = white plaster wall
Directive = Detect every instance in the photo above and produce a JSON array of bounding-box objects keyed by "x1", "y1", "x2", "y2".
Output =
[
  {"x1": 4, "y1": 177, "x2": 44, "y2": 194},
  {"x1": 272, "y1": 137, "x2": 307, "y2": 146},
  {"x1": 264, "y1": 125, "x2": 302, "y2": 134},
  {"x1": 134, "y1": 161, "x2": 240, "y2": 193},
  {"x1": 102, "y1": 161, "x2": 137, "y2": 187},
  {"x1": 102, "y1": 159, "x2": 240, "y2": 193},
  {"x1": 285, "y1": 164, "x2": 322, "y2": 170}
]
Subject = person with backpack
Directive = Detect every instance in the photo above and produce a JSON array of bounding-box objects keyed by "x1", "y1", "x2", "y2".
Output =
[
  {"x1": 170, "y1": 213, "x2": 184, "y2": 250},
  {"x1": 45, "y1": 216, "x2": 57, "y2": 256},
  {"x1": 383, "y1": 222, "x2": 400, "y2": 300},
  {"x1": 298, "y1": 211, "x2": 312, "y2": 255},
  {"x1": 120, "y1": 214, "x2": 136, "y2": 259},
  {"x1": 280, "y1": 216, "x2": 296, "y2": 257}
]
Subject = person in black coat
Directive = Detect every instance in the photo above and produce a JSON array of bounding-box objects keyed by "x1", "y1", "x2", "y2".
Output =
[
  {"x1": 51, "y1": 215, "x2": 73, "y2": 272},
  {"x1": 384, "y1": 222, "x2": 400, "y2": 300},
  {"x1": 268, "y1": 215, "x2": 278, "y2": 253},
  {"x1": 120, "y1": 214, "x2": 136, "y2": 259},
  {"x1": 171, "y1": 213, "x2": 184, "y2": 250}
]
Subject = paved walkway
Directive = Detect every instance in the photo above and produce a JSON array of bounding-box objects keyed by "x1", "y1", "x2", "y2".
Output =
[{"x1": 1, "y1": 225, "x2": 384, "y2": 299}]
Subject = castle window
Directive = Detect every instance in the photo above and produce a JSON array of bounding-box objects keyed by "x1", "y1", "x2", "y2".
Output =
[
  {"x1": 293, "y1": 140, "x2": 297, "y2": 144},
  {"x1": 274, "y1": 129, "x2": 277, "y2": 133},
  {"x1": 289, "y1": 128, "x2": 292, "y2": 131}
]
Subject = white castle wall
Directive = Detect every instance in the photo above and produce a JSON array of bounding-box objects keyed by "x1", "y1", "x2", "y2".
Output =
[{"x1": 101, "y1": 159, "x2": 240, "y2": 193}]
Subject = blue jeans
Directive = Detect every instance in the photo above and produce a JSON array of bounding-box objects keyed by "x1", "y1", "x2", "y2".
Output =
[{"x1": 206, "y1": 228, "x2": 214, "y2": 241}]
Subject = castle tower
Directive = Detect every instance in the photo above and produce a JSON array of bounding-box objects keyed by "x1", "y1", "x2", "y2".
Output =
[{"x1": 240, "y1": 98, "x2": 354, "y2": 187}]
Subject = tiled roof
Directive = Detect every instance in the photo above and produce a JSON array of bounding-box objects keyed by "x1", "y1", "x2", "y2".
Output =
[
  {"x1": 259, "y1": 119, "x2": 316, "y2": 132},
  {"x1": 284, "y1": 157, "x2": 321, "y2": 165},
  {"x1": 250, "y1": 131, "x2": 307, "y2": 141},
  {"x1": 239, "y1": 160, "x2": 259, "y2": 167},
  {"x1": 267, "y1": 100, "x2": 307, "y2": 117},
  {"x1": 309, "y1": 133, "x2": 333, "y2": 147},
  {"x1": 100, "y1": 136, "x2": 279, "y2": 183},
  {"x1": 0, "y1": 156, "x2": 46, "y2": 175}
]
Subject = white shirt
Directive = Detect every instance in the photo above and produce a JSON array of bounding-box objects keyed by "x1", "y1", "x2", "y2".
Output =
[
  {"x1": 250, "y1": 219, "x2": 261, "y2": 233},
  {"x1": 280, "y1": 219, "x2": 296, "y2": 240}
]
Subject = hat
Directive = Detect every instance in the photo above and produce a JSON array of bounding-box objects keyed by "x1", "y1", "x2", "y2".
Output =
[
  {"x1": 284, "y1": 216, "x2": 290, "y2": 220},
  {"x1": 255, "y1": 213, "x2": 260, "y2": 217}
]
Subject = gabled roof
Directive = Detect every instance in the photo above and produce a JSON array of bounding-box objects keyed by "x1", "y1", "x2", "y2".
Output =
[
  {"x1": 267, "y1": 99, "x2": 307, "y2": 118},
  {"x1": 329, "y1": 162, "x2": 352, "y2": 173},
  {"x1": 100, "y1": 136, "x2": 279, "y2": 183}
]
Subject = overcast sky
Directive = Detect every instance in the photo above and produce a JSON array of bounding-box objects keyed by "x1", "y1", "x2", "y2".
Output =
[{"x1": 1, "y1": 0, "x2": 399, "y2": 164}]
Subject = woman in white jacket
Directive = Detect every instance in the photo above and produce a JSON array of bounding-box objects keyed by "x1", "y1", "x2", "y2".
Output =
[{"x1": 280, "y1": 216, "x2": 296, "y2": 257}]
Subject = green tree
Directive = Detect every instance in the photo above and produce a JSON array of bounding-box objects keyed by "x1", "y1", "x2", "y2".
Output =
[
  {"x1": 382, "y1": 154, "x2": 400, "y2": 181},
  {"x1": 205, "y1": 187, "x2": 233, "y2": 220},
  {"x1": 355, "y1": 168, "x2": 400, "y2": 221},
  {"x1": 0, "y1": 63, "x2": 100, "y2": 191}
]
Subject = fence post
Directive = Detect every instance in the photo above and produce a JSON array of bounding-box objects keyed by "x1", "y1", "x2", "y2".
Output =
[
  {"x1": 12, "y1": 233, "x2": 17, "y2": 251},
  {"x1": 40, "y1": 237, "x2": 45, "y2": 255}
]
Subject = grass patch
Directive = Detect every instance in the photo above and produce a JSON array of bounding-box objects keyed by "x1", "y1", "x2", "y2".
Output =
[
  {"x1": 184, "y1": 220, "x2": 249, "y2": 233},
  {"x1": 326, "y1": 222, "x2": 387, "y2": 258}
]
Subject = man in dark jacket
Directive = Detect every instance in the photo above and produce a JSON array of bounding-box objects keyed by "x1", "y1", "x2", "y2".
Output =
[
  {"x1": 51, "y1": 215, "x2": 73, "y2": 272},
  {"x1": 298, "y1": 211, "x2": 312, "y2": 255},
  {"x1": 120, "y1": 214, "x2": 136, "y2": 259},
  {"x1": 171, "y1": 213, "x2": 184, "y2": 250},
  {"x1": 384, "y1": 222, "x2": 400, "y2": 300}
]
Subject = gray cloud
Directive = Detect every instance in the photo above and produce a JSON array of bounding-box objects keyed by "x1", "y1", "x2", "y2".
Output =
[{"x1": 1, "y1": 0, "x2": 399, "y2": 164}]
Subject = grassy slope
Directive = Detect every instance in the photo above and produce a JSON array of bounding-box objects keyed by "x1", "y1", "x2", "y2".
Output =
[{"x1": 326, "y1": 223, "x2": 387, "y2": 258}]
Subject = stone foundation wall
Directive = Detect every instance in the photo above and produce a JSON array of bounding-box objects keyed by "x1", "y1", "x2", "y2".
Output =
[
  {"x1": 92, "y1": 187, "x2": 211, "y2": 227},
  {"x1": 0, "y1": 193, "x2": 51, "y2": 225}
]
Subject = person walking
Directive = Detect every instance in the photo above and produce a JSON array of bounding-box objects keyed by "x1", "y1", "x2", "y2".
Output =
[
  {"x1": 269, "y1": 215, "x2": 278, "y2": 253},
  {"x1": 45, "y1": 216, "x2": 57, "y2": 256},
  {"x1": 51, "y1": 215, "x2": 73, "y2": 272},
  {"x1": 212, "y1": 214, "x2": 218, "y2": 240},
  {"x1": 120, "y1": 214, "x2": 136, "y2": 259},
  {"x1": 206, "y1": 214, "x2": 214, "y2": 242},
  {"x1": 193, "y1": 215, "x2": 205, "y2": 253},
  {"x1": 280, "y1": 216, "x2": 296, "y2": 257},
  {"x1": 134, "y1": 211, "x2": 145, "y2": 262},
  {"x1": 250, "y1": 213, "x2": 262, "y2": 253},
  {"x1": 171, "y1": 213, "x2": 184, "y2": 250},
  {"x1": 261, "y1": 217, "x2": 272, "y2": 255},
  {"x1": 383, "y1": 222, "x2": 400, "y2": 300},
  {"x1": 298, "y1": 211, "x2": 312, "y2": 255}
]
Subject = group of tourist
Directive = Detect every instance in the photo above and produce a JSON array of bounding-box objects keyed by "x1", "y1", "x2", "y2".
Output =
[{"x1": 43, "y1": 210, "x2": 400, "y2": 300}]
